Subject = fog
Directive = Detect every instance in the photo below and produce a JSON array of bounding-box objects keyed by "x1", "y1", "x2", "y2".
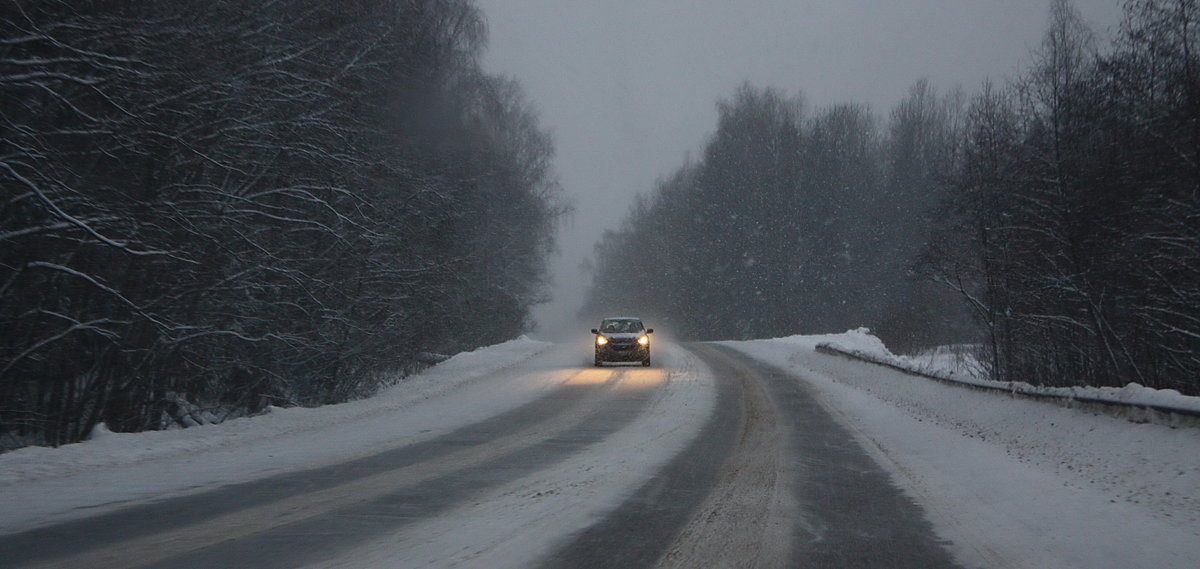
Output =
[{"x1": 474, "y1": 0, "x2": 1123, "y2": 337}]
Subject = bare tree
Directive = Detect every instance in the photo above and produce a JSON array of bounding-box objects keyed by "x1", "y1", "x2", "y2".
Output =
[{"x1": 1, "y1": 0, "x2": 565, "y2": 449}]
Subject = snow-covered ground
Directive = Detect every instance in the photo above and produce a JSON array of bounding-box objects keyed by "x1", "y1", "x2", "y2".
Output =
[
  {"x1": 0, "y1": 337, "x2": 562, "y2": 531},
  {"x1": 817, "y1": 328, "x2": 1200, "y2": 418},
  {"x1": 0, "y1": 336, "x2": 719, "y2": 569},
  {"x1": 723, "y1": 330, "x2": 1200, "y2": 569},
  {"x1": 2, "y1": 330, "x2": 1197, "y2": 569}
]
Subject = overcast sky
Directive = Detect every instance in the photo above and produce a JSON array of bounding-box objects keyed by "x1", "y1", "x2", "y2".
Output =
[{"x1": 472, "y1": 0, "x2": 1124, "y2": 336}]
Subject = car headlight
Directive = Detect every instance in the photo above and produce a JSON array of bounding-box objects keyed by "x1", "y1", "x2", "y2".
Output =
[
  {"x1": 596, "y1": 336, "x2": 608, "y2": 346},
  {"x1": 638, "y1": 335, "x2": 649, "y2": 346}
]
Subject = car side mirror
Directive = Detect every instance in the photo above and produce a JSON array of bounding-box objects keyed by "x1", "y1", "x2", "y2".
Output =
[
  {"x1": 646, "y1": 329, "x2": 654, "y2": 334},
  {"x1": 591, "y1": 329, "x2": 599, "y2": 334}
]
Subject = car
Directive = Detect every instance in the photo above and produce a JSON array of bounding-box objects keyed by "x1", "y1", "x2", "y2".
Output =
[{"x1": 591, "y1": 317, "x2": 654, "y2": 366}]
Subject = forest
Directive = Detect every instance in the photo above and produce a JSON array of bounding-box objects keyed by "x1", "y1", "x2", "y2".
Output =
[
  {"x1": 0, "y1": 0, "x2": 565, "y2": 448},
  {"x1": 582, "y1": 0, "x2": 1200, "y2": 396}
]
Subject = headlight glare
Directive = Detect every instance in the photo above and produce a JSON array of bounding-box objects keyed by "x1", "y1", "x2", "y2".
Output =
[
  {"x1": 596, "y1": 335, "x2": 608, "y2": 346},
  {"x1": 638, "y1": 335, "x2": 649, "y2": 346}
]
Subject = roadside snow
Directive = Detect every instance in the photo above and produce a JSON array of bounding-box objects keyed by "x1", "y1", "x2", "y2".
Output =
[
  {"x1": 5, "y1": 328, "x2": 1197, "y2": 569},
  {"x1": 0, "y1": 336, "x2": 719, "y2": 569},
  {"x1": 724, "y1": 331, "x2": 1200, "y2": 569},
  {"x1": 818, "y1": 328, "x2": 1200, "y2": 416},
  {"x1": 0, "y1": 336, "x2": 556, "y2": 533}
]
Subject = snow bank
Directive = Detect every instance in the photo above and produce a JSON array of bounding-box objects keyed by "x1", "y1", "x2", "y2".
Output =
[
  {"x1": 815, "y1": 330, "x2": 1200, "y2": 420},
  {"x1": 0, "y1": 336, "x2": 551, "y2": 489},
  {"x1": 0, "y1": 336, "x2": 719, "y2": 566},
  {"x1": 724, "y1": 331, "x2": 1200, "y2": 568}
]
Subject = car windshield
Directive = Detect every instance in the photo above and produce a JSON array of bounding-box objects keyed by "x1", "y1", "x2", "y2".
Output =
[{"x1": 600, "y1": 320, "x2": 641, "y2": 333}]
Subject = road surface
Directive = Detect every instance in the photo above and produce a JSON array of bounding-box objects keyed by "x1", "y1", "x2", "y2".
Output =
[{"x1": 0, "y1": 343, "x2": 962, "y2": 568}]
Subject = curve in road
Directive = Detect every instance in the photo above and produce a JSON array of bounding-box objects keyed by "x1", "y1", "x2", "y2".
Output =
[
  {"x1": 3, "y1": 343, "x2": 965, "y2": 569},
  {"x1": 539, "y1": 343, "x2": 964, "y2": 569}
]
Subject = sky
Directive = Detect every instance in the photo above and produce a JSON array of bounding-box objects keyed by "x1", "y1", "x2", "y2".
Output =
[{"x1": 472, "y1": 0, "x2": 1125, "y2": 336}]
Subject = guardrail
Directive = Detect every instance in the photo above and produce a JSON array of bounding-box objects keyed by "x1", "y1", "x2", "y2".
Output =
[{"x1": 814, "y1": 342, "x2": 1200, "y2": 426}]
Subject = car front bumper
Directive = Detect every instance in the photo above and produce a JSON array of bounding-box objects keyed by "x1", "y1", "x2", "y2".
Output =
[{"x1": 596, "y1": 344, "x2": 649, "y2": 362}]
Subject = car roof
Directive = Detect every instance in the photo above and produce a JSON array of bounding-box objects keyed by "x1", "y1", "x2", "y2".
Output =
[{"x1": 602, "y1": 317, "x2": 642, "y2": 322}]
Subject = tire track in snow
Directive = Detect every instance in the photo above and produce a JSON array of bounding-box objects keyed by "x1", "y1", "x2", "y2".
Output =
[
  {"x1": 539, "y1": 344, "x2": 963, "y2": 569},
  {"x1": 302, "y1": 345, "x2": 715, "y2": 569},
  {"x1": 534, "y1": 344, "x2": 754, "y2": 569},
  {"x1": 3, "y1": 367, "x2": 654, "y2": 569},
  {"x1": 655, "y1": 344, "x2": 793, "y2": 569},
  {"x1": 709, "y1": 345, "x2": 963, "y2": 569}
]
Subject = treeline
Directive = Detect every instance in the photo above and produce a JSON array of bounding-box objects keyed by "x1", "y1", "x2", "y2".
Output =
[
  {"x1": 581, "y1": 82, "x2": 969, "y2": 347},
  {"x1": 1, "y1": 0, "x2": 564, "y2": 448},
  {"x1": 927, "y1": 0, "x2": 1199, "y2": 393},
  {"x1": 584, "y1": 0, "x2": 1199, "y2": 396}
]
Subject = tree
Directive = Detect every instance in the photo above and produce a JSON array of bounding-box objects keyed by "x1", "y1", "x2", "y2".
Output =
[
  {"x1": 1, "y1": 0, "x2": 565, "y2": 449},
  {"x1": 924, "y1": 0, "x2": 1200, "y2": 394}
]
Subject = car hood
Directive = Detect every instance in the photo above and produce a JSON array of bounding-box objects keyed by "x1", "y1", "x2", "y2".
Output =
[{"x1": 600, "y1": 332, "x2": 643, "y2": 341}]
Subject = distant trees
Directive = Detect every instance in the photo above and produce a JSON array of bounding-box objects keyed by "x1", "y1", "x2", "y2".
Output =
[
  {"x1": 581, "y1": 83, "x2": 970, "y2": 345},
  {"x1": 585, "y1": 0, "x2": 1200, "y2": 396},
  {"x1": 872, "y1": 80, "x2": 968, "y2": 351},
  {"x1": 1, "y1": 0, "x2": 564, "y2": 448}
]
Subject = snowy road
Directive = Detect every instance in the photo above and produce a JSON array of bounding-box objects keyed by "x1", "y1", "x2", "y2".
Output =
[
  {"x1": 543, "y1": 344, "x2": 959, "y2": 569},
  {"x1": 5, "y1": 369, "x2": 658, "y2": 568},
  {"x1": 1, "y1": 333, "x2": 1196, "y2": 568},
  {"x1": 0, "y1": 341, "x2": 957, "y2": 568}
]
